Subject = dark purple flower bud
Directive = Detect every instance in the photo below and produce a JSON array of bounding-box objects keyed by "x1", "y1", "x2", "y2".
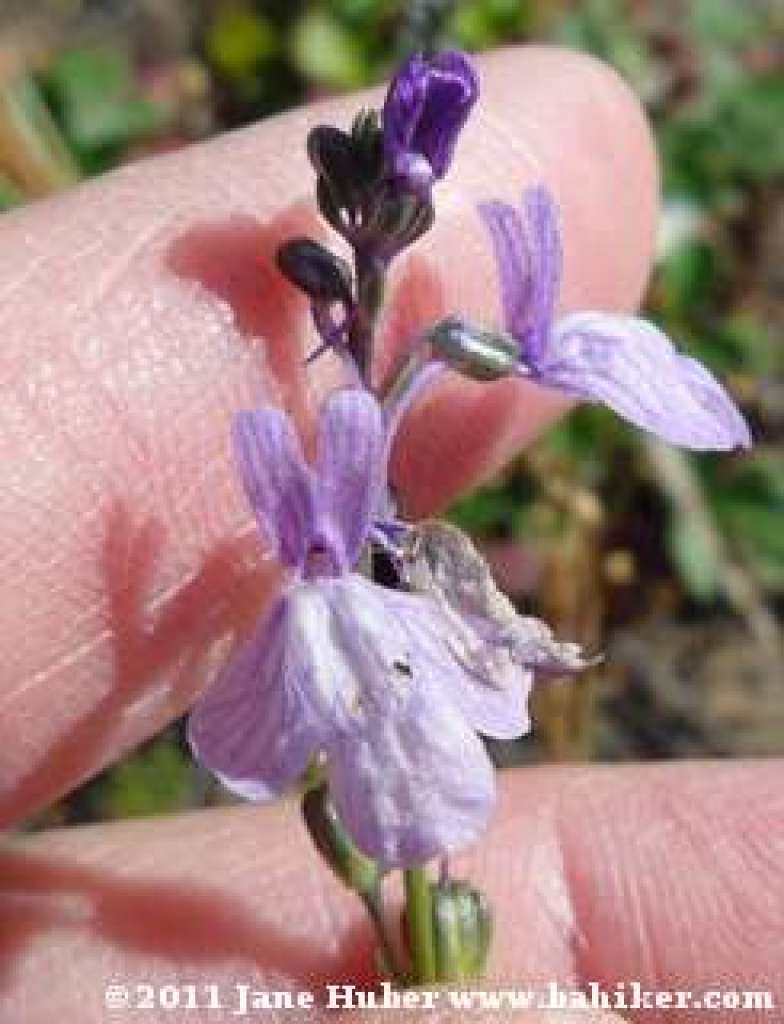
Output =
[
  {"x1": 383, "y1": 50, "x2": 478, "y2": 197},
  {"x1": 276, "y1": 238, "x2": 353, "y2": 303}
]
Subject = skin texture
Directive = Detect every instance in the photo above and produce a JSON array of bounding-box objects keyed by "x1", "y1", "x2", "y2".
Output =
[{"x1": 0, "y1": 45, "x2": 780, "y2": 1022}]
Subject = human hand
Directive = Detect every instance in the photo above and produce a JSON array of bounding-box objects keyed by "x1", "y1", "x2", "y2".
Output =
[{"x1": 0, "y1": 46, "x2": 779, "y2": 1022}]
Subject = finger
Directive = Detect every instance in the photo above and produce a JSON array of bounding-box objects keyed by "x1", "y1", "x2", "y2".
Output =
[
  {"x1": 2, "y1": 763, "x2": 778, "y2": 1022},
  {"x1": 0, "y1": 45, "x2": 658, "y2": 825}
]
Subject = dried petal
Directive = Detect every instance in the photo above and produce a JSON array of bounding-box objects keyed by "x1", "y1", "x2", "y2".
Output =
[{"x1": 403, "y1": 521, "x2": 594, "y2": 681}]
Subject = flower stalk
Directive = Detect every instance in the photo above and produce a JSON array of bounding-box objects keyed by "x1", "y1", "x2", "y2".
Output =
[
  {"x1": 350, "y1": 250, "x2": 386, "y2": 383},
  {"x1": 187, "y1": 44, "x2": 751, "y2": 991},
  {"x1": 404, "y1": 867, "x2": 438, "y2": 984}
]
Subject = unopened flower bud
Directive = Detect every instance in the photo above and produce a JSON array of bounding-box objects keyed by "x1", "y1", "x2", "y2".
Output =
[
  {"x1": 427, "y1": 316, "x2": 520, "y2": 380},
  {"x1": 276, "y1": 238, "x2": 353, "y2": 303},
  {"x1": 367, "y1": 189, "x2": 427, "y2": 242},
  {"x1": 351, "y1": 108, "x2": 384, "y2": 185},
  {"x1": 302, "y1": 783, "x2": 382, "y2": 896},
  {"x1": 308, "y1": 125, "x2": 364, "y2": 229},
  {"x1": 383, "y1": 51, "x2": 478, "y2": 197},
  {"x1": 432, "y1": 880, "x2": 493, "y2": 981}
]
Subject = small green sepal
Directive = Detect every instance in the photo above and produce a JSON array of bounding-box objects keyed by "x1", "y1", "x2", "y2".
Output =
[
  {"x1": 427, "y1": 315, "x2": 520, "y2": 380},
  {"x1": 301, "y1": 783, "x2": 382, "y2": 897}
]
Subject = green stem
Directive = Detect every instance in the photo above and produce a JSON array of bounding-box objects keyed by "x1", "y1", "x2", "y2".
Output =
[
  {"x1": 362, "y1": 888, "x2": 405, "y2": 985},
  {"x1": 349, "y1": 252, "x2": 385, "y2": 384},
  {"x1": 404, "y1": 867, "x2": 437, "y2": 983}
]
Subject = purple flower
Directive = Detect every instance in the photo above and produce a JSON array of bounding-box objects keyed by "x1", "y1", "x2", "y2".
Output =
[
  {"x1": 383, "y1": 50, "x2": 478, "y2": 198},
  {"x1": 188, "y1": 389, "x2": 528, "y2": 869},
  {"x1": 480, "y1": 186, "x2": 751, "y2": 450}
]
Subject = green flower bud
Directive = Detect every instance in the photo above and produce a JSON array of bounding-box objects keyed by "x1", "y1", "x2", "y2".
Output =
[
  {"x1": 432, "y1": 880, "x2": 493, "y2": 981},
  {"x1": 351, "y1": 108, "x2": 384, "y2": 185},
  {"x1": 365, "y1": 188, "x2": 434, "y2": 255},
  {"x1": 428, "y1": 316, "x2": 520, "y2": 381},
  {"x1": 308, "y1": 125, "x2": 364, "y2": 230}
]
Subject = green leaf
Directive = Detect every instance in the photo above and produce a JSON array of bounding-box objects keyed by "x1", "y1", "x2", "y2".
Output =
[
  {"x1": 450, "y1": 0, "x2": 532, "y2": 49},
  {"x1": 657, "y1": 239, "x2": 724, "y2": 317},
  {"x1": 688, "y1": 0, "x2": 767, "y2": 48},
  {"x1": 449, "y1": 485, "x2": 528, "y2": 537},
  {"x1": 44, "y1": 46, "x2": 163, "y2": 173},
  {"x1": 715, "y1": 76, "x2": 784, "y2": 180}
]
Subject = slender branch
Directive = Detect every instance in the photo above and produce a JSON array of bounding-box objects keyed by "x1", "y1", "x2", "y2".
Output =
[{"x1": 404, "y1": 867, "x2": 437, "y2": 983}]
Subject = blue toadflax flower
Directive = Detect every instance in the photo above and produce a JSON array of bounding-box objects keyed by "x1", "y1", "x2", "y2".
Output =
[
  {"x1": 383, "y1": 50, "x2": 478, "y2": 198},
  {"x1": 189, "y1": 389, "x2": 537, "y2": 869},
  {"x1": 480, "y1": 186, "x2": 752, "y2": 450}
]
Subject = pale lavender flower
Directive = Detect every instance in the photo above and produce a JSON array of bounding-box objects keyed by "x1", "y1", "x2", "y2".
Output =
[
  {"x1": 383, "y1": 50, "x2": 478, "y2": 198},
  {"x1": 480, "y1": 186, "x2": 751, "y2": 450},
  {"x1": 188, "y1": 389, "x2": 528, "y2": 869}
]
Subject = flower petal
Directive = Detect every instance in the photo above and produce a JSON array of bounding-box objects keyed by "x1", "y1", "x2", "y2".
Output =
[
  {"x1": 412, "y1": 50, "x2": 479, "y2": 179},
  {"x1": 187, "y1": 601, "x2": 324, "y2": 801},
  {"x1": 383, "y1": 51, "x2": 478, "y2": 185},
  {"x1": 381, "y1": 587, "x2": 531, "y2": 741},
  {"x1": 317, "y1": 575, "x2": 511, "y2": 866},
  {"x1": 542, "y1": 312, "x2": 751, "y2": 450},
  {"x1": 329, "y1": 692, "x2": 496, "y2": 869},
  {"x1": 383, "y1": 53, "x2": 428, "y2": 153},
  {"x1": 479, "y1": 185, "x2": 562, "y2": 364},
  {"x1": 398, "y1": 520, "x2": 587, "y2": 730},
  {"x1": 478, "y1": 199, "x2": 529, "y2": 344},
  {"x1": 675, "y1": 354, "x2": 752, "y2": 449},
  {"x1": 233, "y1": 407, "x2": 316, "y2": 566},
  {"x1": 522, "y1": 185, "x2": 562, "y2": 363},
  {"x1": 315, "y1": 390, "x2": 387, "y2": 568}
]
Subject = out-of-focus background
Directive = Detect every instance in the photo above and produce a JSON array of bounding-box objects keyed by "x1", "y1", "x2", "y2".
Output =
[{"x1": 2, "y1": 0, "x2": 781, "y2": 826}]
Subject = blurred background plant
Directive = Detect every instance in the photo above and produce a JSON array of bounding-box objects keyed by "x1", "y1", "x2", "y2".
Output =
[{"x1": 1, "y1": 0, "x2": 781, "y2": 826}]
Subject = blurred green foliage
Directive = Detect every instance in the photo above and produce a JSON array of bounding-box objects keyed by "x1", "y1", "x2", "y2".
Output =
[
  {"x1": 42, "y1": 46, "x2": 164, "y2": 174},
  {"x1": 98, "y1": 738, "x2": 194, "y2": 819},
  {"x1": 0, "y1": 171, "x2": 23, "y2": 210}
]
